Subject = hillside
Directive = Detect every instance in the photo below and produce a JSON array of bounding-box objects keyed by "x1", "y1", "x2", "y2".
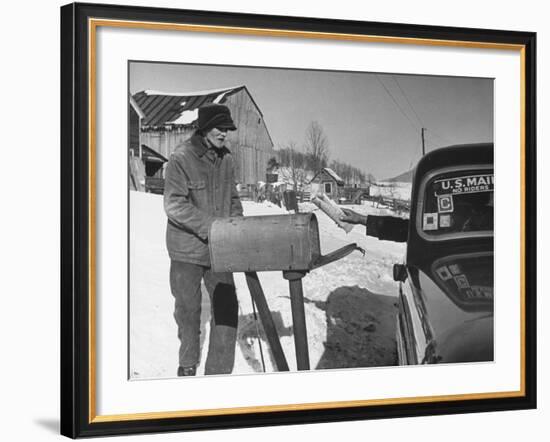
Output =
[{"x1": 384, "y1": 168, "x2": 414, "y2": 183}]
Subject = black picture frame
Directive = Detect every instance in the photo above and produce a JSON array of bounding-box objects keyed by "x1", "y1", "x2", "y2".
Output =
[{"x1": 60, "y1": 2, "x2": 537, "y2": 438}]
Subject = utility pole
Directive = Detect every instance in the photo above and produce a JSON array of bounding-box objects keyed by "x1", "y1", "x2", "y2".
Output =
[{"x1": 421, "y1": 127, "x2": 426, "y2": 156}]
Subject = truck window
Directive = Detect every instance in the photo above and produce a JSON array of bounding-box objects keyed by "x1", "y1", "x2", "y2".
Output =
[{"x1": 419, "y1": 169, "x2": 493, "y2": 239}]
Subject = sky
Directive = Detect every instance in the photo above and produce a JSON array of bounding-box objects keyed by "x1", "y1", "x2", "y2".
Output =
[{"x1": 130, "y1": 61, "x2": 493, "y2": 180}]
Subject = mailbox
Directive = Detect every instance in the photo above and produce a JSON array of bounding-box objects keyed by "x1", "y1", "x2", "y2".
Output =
[
  {"x1": 209, "y1": 213, "x2": 319, "y2": 272},
  {"x1": 209, "y1": 213, "x2": 361, "y2": 273}
]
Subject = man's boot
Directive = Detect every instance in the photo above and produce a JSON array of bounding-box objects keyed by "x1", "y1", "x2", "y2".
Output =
[{"x1": 177, "y1": 365, "x2": 197, "y2": 376}]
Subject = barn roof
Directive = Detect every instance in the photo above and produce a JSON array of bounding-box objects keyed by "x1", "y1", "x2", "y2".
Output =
[
  {"x1": 132, "y1": 85, "x2": 255, "y2": 127},
  {"x1": 129, "y1": 95, "x2": 146, "y2": 119},
  {"x1": 141, "y1": 144, "x2": 168, "y2": 163}
]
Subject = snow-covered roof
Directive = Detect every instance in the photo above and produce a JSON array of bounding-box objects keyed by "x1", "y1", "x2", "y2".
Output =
[
  {"x1": 129, "y1": 96, "x2": 146, "y2": 119},
  {"x1": 323, "y1": 168, "x2": 344, "y2": 183},
  {"x1": 133, "y1": 85, "x2": 248, "y2": 127},
  {"x1": 310, "y1": 168, "x2": 345, "y2": 185},
  {"x1": 142, "y1": 86, "x2": 243, "y2": 97}
]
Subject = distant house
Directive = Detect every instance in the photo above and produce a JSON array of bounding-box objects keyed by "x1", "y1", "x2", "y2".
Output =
[
  {"x1": 309, "y1": 168, "x2": 345, "y2": 200},
  {"x1": 129, "y1": 85, "x2": 276, "y2": 188}
]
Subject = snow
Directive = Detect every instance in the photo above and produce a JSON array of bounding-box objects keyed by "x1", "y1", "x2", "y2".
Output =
[
  {"x1": 322, "y1": 167, "x2": 344, "y2": 183},
  {"x1": 213, "y1": 91, "x2": 229, "y2": 103},
  {"x1": 129, "y1": 96, "x2": 146, "y2": 119},
  {"x1": 170, "y1": 109, "x2": 197, "y2": 125},
  {"x1": 370, "y1": 182, "x2": 412, "y2": 201},
  {"x1": 143, "y1": 85, "x2": 243, "y2": 97},
  {"x1": 166, "y1": 92, "x2": 230, "y2": 125},
  {"x1": 130, "y1": 191, "x2": 406, "y2": 379}
]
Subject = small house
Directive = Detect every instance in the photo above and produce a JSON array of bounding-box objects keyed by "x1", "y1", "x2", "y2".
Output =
[{"x1": 309, "y1": 168, "x2": 345, "y2": 201}]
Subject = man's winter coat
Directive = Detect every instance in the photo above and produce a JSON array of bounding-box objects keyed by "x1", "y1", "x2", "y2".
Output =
[{"x1": 163, "y1": 132, "x2": 243, "y2": 265}]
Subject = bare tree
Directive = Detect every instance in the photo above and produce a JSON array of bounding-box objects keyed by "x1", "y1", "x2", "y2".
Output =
[
  {"x1": 305, "y1": 121, "x2": 330, "y2": 174},
  {"x1": 329, "y1": 159, "x2": 343, "y2": 181},
  {"x1": 279, "y1": 141, "x2": 307, "y2": 192},
  {"x1": 329, "y1": 159, "x2": 369, "y2": 186},
  {"x1": 357, "y1": 169, "x2": 366, "y2": 184}
]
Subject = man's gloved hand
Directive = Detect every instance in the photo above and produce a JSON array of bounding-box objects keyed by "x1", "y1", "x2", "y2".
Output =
[{"x1": 340, "y1": 208, "x2": 368, "y2": 226}]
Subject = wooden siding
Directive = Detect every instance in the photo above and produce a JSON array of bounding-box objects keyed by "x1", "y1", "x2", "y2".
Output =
[
  {"x1": 310, "y1": 170, "x2": 342, "y2": 200},
  {"x1": 129, "y1": 105, "x2": 140, "y2": 151},
  {"x1": 140, "y1": 128, "x2": 194, "y2": 160},
  {"x1": 223, "y1": 89, "x2": 275, "y2": 185}
]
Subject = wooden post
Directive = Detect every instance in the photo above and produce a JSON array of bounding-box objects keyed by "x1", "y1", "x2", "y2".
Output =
[
  {"x1": 245, "y1": 272, "x2": 289, "y2": 371},
  {"x1": 283, "y1": 270, "x2": 310, "y2": 370}
]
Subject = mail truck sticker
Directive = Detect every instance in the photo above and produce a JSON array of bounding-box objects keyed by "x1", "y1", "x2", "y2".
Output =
[
  {"x1": 440, "y1": 214, "x2": 451, "y2": 228},
  {"x1": 423, "y1": 213, "x2": 439, "y2": 231},
  {"x1": 434, "y1": 174, "x2": 494, "y2": 196},
  {"x1": 454, "y1": 274, "x2": 470, "y2": 289},
  {"x1": 436, "y1": 266, "x2": 453, "y2": 281},
  {"x1": 438, "y1": 195, "x2": 454, "y2": 213}
]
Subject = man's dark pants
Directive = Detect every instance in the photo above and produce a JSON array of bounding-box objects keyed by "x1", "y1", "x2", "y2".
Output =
[{"x1": 169, "y1": 260, "x2": 238, "y2": 375}]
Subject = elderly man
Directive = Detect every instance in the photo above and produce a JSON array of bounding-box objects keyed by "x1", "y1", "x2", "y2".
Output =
[{"x1": 163, "y1": 103, "x2": 243, "y2": 376}]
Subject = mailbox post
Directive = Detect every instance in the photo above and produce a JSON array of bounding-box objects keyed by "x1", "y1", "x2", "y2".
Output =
[{"x1": 283, "y1": 270, "x2": 309, "y2": 370}]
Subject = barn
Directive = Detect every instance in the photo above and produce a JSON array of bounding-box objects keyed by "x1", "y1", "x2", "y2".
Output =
[
  {"x1": 309, "y1": 168, "x2": 345, "y2": 200},
  {"x1": 129, "y1": 85, "x2": 276, "y2": 192}
]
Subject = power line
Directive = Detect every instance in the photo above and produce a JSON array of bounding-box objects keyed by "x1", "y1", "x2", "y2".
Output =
[
  {"x1": 391, "y1": 76, "x2": 425, "y2": 128},
  {"x1": 375, "y1": 75, "x2": 456, "y2": 161},
  {"x1": 389, "y1": 75, "x2": 454, "y2": 148},
  {"x1": 375, "y1": 74, "x2": 420, "y2": 133},
  {"x1": 426, "y1": 130, "x2": 453, "y2": 146}
]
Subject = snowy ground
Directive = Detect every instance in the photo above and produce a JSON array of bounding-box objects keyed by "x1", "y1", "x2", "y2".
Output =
[{"x1": 129, "y1": 191, "x2": 406, "y2": 379}]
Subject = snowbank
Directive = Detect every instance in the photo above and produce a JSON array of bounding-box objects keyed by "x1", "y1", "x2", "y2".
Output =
[{"x1": 130, "y1": 191, "x2": 405, "y2": 379}]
